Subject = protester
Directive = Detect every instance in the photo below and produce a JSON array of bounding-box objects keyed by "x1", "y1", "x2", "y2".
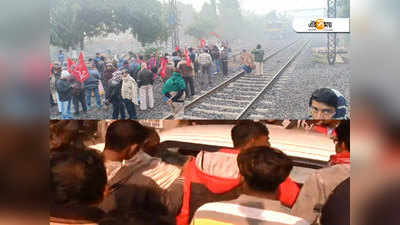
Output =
[
  {"x1": 162, "y1": 71, "x2": 186, "y2": 119},
  {"x1": 128, "y1": 58, "x2": 141, "y2": 81},
  {"x1": 103, "y1": 63, "x2": 117, "y2": 98},
  {"x1": 191, "y1": 146, "x2": 310, "y2": 225},
  {"x1": 50, "y1": 147, "x2": 107, "y2": 225},
  {"x1": 121, "y1": 68, "x2": 138, "y2": 119},
  {"x1": 106, "y1": 71, "x2": 126, "y2": 119},
  {"x1": 252, "y1": 44, "x2": 265, "y2": 75},
  {"x1": 196, "y1": 49, "x2": 213, "y2": 86},
  {"x1": 211, "y1": 45, "x2": 221, "y2": 75},
  {"x1": 137, "y1": 63, "x2": 154, "y2": 110},
  {"x1": 84, "y1": 63, "x2": 102, "y2": 110},
  {"x1": 221, "y1": 48, "x2": 229, "y2": 76},
  {"x1": 55, "y1": 71, "x2": 73, "y2": 119},
  {"x1": 177, "y1": 54, "x2": 195, "y2": 99},
  {"x1": 56, "y1": 50, "x2": 65, "y2": 65},
  {"x1": 309, "y1": 88, "x2": 349, "y2": 119},
  {"x1": 291, "y1": 120, "x2": 350, "y2": 224},
  {"x1": 241, "y1": 49, "x2": 254, "y2": 74},
  {"x1": 70, "y1": 74, "x2": 87, "y2": 116}
]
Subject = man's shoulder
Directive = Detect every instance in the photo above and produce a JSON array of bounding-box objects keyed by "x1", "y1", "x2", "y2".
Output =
[{"x1": 195, "y1": 198, "x2": 309, "y2": 225}]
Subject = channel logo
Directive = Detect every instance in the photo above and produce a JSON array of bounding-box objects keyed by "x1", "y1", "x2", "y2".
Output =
[
  {"x1": 292, "y1": 18, "x2": 350, "y2": 33},
  {"x1": 309, "y1": 19, "x2": 333, "y2": 30}
]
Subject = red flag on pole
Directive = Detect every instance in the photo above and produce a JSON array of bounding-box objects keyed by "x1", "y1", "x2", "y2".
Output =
[
  {"x1": 72, "y1": 52, "x2": 90, "y2": 83},
  {"x1": 49, "y1": 63, "x2": 53, "y2": 77},
  {"x1": 67, "y1": 57, "x2": 75, "y2": 74},
  {"x1": 200, "y1": 39, "x2": 206, "y2": 48},
  {"x1": 184, "y1": 48, "x2": 191, "y2": 67},
  {"x1": 160, "y1": 57, "x2": 167, "y2": 79}
]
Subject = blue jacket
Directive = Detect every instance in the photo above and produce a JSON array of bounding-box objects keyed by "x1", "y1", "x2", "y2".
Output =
[{"x1": 84, "y1": 69, "x2": 100, "y2": 89}]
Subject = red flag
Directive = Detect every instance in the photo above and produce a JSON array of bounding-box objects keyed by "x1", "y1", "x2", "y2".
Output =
[
  {"x1": 175, "y1": 46, "x2": 180, "y2": 52},
  {"x1": 67, "y1": 57, "x2": 75, "y2": 74},
  {"x1": 200, "y1": 39, "x2": 206, "y2": 48},
  {"x1": 72, "y1": 52, "x2": 90, "y2": 83},
  {"x1": 49, "y1": 63, "x2": 53, "y2": 77},
  {"x1": 184, "y1": 48, "x2": 191, "y2": 67},
  {"x1": 160, "y1": 57, "x2": 167, "y2": 79}
]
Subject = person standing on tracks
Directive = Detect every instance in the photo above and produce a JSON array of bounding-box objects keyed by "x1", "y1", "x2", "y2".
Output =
[
  {"x1": 137, "y1": 63, "x2": 155, "y2": 110},
  {"x1": 252, "y1": 44, "x2": 265, "y2": 75},
  {"x1": 162, "y1": 71, "x2": 186, "y2": 119},
  {"x1": 241, "y1": 49, "x2": 254, "y2": 74},
  {"x1": 196, "y1": 49, "x2": 213, "y2": 86},
  {"x1": 121, "y1": 68, "x2": 138, "y2": 119},
  {"x1": 221, "y1": 48, "x2": 229, "y2": 76},
  {"x1": 177, "y1": 54, "x2": 195, "y2": 99}
]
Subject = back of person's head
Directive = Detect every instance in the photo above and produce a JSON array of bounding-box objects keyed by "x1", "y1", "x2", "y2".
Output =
[
  {"x1": 237, "y1": 146, "x2": 293, "y2": 193},
  {"x1": 142, "y1": 127, "x2": 160, "y2": 157},
  {"x1": 309, "y1": 88, "x2": 338, "y2": 109},
  {"x1": 336, "y1": 120, "x2": 350, "y2": 151},
  {"x1": 320, "y1": 178, "x2": 350, "y2": 225},
  {"x1": 257, "y1": 44, "x2": 261, "y2": 49},
  {"x1": 105, "y1": 120, "x2": 148, "y2": 152},
  {"x1": 231, "y1": 120, "x2": 269, "y2": 149},
  {"x1": 99, "y1": 209, "x2": 171, "y2": 225},
  {"x1": 50, "y1": 147, "x2": 107, "y2": 207}
]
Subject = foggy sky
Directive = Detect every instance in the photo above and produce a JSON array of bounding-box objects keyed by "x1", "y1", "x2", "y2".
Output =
[{"x1": 177, "y1": 0, "x2": 326, "y2": 14}]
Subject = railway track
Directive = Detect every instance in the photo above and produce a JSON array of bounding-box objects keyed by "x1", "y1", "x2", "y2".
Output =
[{"x1": 163, "y1": 39, "x2": 310, "y2": 119}]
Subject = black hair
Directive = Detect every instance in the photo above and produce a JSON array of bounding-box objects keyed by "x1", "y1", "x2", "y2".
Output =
[
  {"x1": 231, "y1": 120, "x2": 269, "y2": 148},
  {"x1": 237, "y1": 146, "x2": 293, "y2": 192},
  {"x1": 256, "y1": 44, "x2": 261, "y2": 49},
  {"x1": 105, "y1": 120, "x2": 148, "y2": 152},
  {"x1": 336, "y1": 120, "x2": 350, "y2": 151},
  {"x1": 50, "y1": 147, "x2": 107, "y2": 207},
  {"x1": 309, "y1": 88, "x2": 339, "y2": 109}
]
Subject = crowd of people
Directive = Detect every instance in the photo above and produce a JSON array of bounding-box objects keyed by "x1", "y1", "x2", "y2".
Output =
[
  {"x1": 50, "y1": 42, "x2": 256, "y2": 119},
  {"x1": 50, "y1": 120, "x2": 350, "y2": 225}
]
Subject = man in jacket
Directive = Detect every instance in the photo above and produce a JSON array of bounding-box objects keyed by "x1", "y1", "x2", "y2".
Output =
[
  {"x1": 103, "y1": 63, "x2": 116, "y2": 97},
  {"x1": 196, "y1": 49, "x2": 213, "y2": 86},
  {"x1": 137, "y1": 63, "x2": 154, "y2": 110},
  {"x1": 70, "y1": 75, "x2": 87, "y2": 116},
  {"x1": 191, "y1": 147, "x2": 310, "y2": 225},
  {"x1": 177, "y1": 57, "x2": 195, "y2": 99},
  {"x1": 252, "y1": 44, "x2": 265, "y2": 75},
  {"x1": 84, "y1": 64, "x2": 102, "y2": 110},
  {"x1": 55, "y1": 71, "x2": 73, "y2": 119},
  {"x1": 98, "y1": 121, "x2": 183, "y2": 224},
  {"x1": 291, "y1": 120, "x2": 350, "y2": 224}
]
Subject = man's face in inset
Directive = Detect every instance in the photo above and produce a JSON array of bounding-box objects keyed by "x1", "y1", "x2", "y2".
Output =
[{"x1": 311, "y1": 100, "x2": 336, "y2": 120}]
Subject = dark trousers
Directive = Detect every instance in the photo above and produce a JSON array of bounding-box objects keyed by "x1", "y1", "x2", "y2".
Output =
[
  {"x1": 200, "y1": 64, "x2": 211, "y2": 85},
  {"x1": 111, "y1": 98, "x2": 126, "y2": 119},
  {"x1": 123, "y1": 99, "x2": 137, "y2": 119},
  {"x1": 72, "y1": 91, "x2": 87, "y2": 114},
  {"x1": 183, "y1": 76, "x2": 195, "y2": 96},
  {"x1": 222, "y1": 60, "x2": 228, "y2": 75}
]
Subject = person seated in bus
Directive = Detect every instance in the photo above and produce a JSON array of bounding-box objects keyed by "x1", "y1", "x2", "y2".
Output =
[
  {"x1": 291, "y1": 120, "x2": 350, "y2": 224},
  {"x1": 98, "y1": 120, "x2": 183, "y2": 224},
  {"x1": 309, "y1": 88, "x2": 349, "y2": 120},
  {"x1": 50, "y1": 147, "x2": 107, "y2": 225},
  {"x1": 320, "y1": 178, "x2": 350, "y2": 225},
  {"x1": 191, "y1": 146, "x2": 310, "y2": 225},
  {"x1": 178, "y1": 121, "x2": 301, "y2": 225}
]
